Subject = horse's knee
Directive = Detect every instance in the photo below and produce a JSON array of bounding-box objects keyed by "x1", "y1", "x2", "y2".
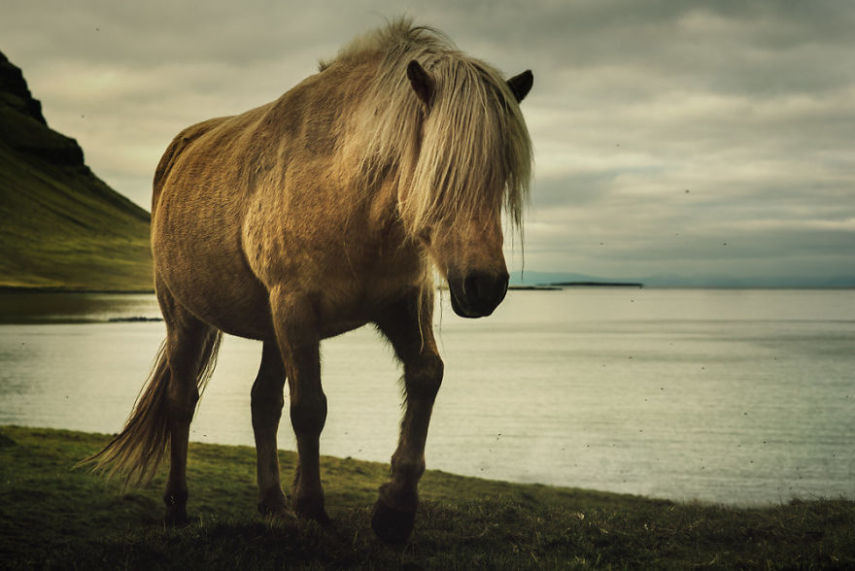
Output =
[
  {"x1": 404, "y1": 353, "x2": 443, "y2": 400},
  {"x1": 251, "y1": 386, "x2": 283, "y2": 412},
  {"x1": 289, "y1": 392, "x2": 327, "y2": 436}
]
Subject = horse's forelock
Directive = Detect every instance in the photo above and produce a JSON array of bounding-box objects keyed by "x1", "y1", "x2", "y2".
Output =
[
  {"x1": 340, "y1": 19, "x2": 532, "y2": 239},
  {"x1": 408, "y1": 57, "x2": 532, "y2": 233}
]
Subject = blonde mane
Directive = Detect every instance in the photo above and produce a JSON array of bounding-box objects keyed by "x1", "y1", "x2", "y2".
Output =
[{"x1": 327, "y1": 19, "x2": 533, "y2": 238}]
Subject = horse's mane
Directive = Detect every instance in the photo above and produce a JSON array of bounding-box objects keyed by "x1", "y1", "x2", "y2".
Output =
[{"x1": 325, "y1": 19, "x2": 532, "y2": 238}]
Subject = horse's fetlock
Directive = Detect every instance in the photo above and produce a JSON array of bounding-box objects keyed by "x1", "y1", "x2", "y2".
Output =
[
  {"x1": 391, "y1": 456, "x2": 426, "y2": 483},
  {"x1": 378, "y1": 481, "x2": 419, "y2": 512}
]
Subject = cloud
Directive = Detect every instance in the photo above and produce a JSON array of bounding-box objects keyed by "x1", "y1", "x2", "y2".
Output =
[{"x1": 2, "y1": 0, "x2": 853, "y2": 284}]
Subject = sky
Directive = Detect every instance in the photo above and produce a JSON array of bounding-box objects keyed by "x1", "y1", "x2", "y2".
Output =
[{"x1": 2, "y1": 0, "x2": 854, "y2": 286}]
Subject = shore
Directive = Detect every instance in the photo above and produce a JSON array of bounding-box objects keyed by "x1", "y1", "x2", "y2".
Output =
[{"x1": 1, "y1": 426, "x2": 852, "y2": 569}]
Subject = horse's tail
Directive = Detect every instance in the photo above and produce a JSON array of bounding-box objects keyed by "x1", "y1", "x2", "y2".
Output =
[{"x1": 79, "y1": 330, "x2": 223, "y2": 487}]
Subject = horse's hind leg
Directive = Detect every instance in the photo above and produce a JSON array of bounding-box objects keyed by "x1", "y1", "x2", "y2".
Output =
[
  {"x1": 251, "y1": 340, "x2": 290, "y2": 517},
  {"x1": 269, "y1": 291, "x2": 329, "y2": 523},
  {"x1": 372, "y1": 290, "x2": 444, "y2": 543},
  {"x1": 159, "y1": 288, "x2": 221, "y2": 525}
]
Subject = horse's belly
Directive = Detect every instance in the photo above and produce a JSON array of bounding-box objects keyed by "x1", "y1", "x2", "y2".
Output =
[
  {"x1": 153, "y1": 219, "x2": 273, "y2": 340},
  {"x1": 158, "y1": 257, "x2": 272, "y2": 339}
]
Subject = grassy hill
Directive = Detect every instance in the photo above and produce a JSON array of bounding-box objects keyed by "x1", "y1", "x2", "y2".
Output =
[
  {"x1": 0, "y1": 50, "x2": 152, "y2": 291},
  {"x1": 1, "y1": 426, "x2": 853, "y2": 569}
]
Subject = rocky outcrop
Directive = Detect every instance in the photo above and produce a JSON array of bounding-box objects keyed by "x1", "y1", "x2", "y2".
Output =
[
  {"x1": 0, "y1": 50, "x2": 85, "y2": 165},
  {"x1": 0, "y1": 50, "x2": 46, "y2": 124}
]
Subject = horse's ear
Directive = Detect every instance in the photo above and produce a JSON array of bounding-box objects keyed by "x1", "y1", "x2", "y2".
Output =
[
  {"x1": 407, "y1": 60, "x2": 434, "y2": 107},
  {"x1": 507, "y1": 70, "x2": 533, "y2": 103}
]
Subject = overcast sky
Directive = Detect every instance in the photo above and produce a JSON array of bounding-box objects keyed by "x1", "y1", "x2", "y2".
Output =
[{"x1": 3, "y1": 0, "x2": 854, "y2": 285}]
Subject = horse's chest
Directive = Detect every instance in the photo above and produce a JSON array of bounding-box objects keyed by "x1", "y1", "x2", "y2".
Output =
[{"x1": 311, "y1": 259, "x2": 425, "y2": 338}]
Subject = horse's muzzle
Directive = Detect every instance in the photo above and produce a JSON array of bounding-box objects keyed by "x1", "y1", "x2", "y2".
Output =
[{"x1": 448, "y1": 270, "x2": 509, "y2": 318}]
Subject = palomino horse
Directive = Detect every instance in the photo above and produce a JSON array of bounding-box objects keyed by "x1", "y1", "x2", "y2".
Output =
[{"x1": 86, "y1": 19, "x2": 533, "y2": 543}]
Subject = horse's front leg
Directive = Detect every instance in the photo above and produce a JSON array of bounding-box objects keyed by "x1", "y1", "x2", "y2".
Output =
[
  {"x1": 372, "y1": 290, "x2": 444, "y2": 543},
  {"x1": 269, "y1": 290, "x2": 329, "y2": 523}
]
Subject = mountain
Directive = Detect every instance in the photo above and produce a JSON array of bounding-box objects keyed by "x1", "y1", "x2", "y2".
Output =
[{"x1": 0, "y1": 50, "x2": 152, "y2": 291}]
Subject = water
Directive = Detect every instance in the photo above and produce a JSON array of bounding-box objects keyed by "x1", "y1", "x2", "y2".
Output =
[{"x1": 1, "y1": 289, "x2": 853, "y2": 505}]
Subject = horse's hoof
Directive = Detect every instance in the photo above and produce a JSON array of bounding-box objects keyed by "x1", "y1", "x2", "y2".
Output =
[
  {"x1": 258, "y1": 501, "x2": 296, "y2": 521},
  {"x1": 258, "y1": 490, "x2": 294, "y2": 519},
  {"x1": 294, "y1": 497, "x2": 331, "y2": 525},
  {"x1": 371, "y1": 499, "x2": 416, "y2": 544},
  {"x1": 164, "y1": 507, "x2": 190, "y2": 527},
  {"x1": 164, "y1": 491, "x2": 190, "y2": 527}
]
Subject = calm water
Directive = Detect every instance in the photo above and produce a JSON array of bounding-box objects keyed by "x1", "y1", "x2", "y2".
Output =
[{"x1": 1, "y1": 289, "x2": 853, "y2": 505}]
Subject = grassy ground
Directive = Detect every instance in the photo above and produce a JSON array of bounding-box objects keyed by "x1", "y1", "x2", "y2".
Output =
[{"x1": 1, "y1": 426, "x2": 852, "y2": 569}]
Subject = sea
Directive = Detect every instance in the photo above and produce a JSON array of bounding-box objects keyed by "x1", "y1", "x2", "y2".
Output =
[{"x1": 1, "y1": 288, "x2": 853, "y2": 506}]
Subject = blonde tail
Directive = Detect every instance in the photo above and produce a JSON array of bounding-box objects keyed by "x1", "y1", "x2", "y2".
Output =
[{"x1": 79, "y1": 331, "x2": 222, "y2": 487}]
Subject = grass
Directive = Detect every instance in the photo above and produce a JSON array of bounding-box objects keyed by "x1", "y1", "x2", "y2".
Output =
[{"x1": 1, "y1": 426, "x2": 853, "y2": 569}]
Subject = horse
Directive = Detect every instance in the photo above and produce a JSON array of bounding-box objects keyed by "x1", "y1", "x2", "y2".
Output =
[{"x1": 84, "y1": 19, "x2": 533, "y2": 543}]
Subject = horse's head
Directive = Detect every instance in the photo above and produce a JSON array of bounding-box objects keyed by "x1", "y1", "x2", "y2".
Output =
[{"x1": 402, "y1": 60, "x2": 533, "y2": 318}]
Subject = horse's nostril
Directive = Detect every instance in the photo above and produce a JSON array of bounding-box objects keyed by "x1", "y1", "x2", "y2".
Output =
[
  {"x1": 462, "y1": 271, "x2": 509, "y2": 310},
  {"x1": 498, "y1": 271, "x2": 509, "y2": 292},
  {"x1": 496, "y1": 272, "x2": 509, "y2": 304}
]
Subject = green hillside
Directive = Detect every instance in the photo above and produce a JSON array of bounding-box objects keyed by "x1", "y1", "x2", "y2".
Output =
[{"x1": 0, "y1": 50, "x2": 152, "y2": 291}]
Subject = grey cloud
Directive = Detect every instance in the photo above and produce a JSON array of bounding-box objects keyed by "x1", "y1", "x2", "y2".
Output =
[{"x1": 2, "y1": 0, "x2": 854, "y2": 285}]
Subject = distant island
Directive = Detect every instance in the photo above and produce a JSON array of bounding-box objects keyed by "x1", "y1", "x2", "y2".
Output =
[
  {"x1": 507, "y1": 282, "x2": 644, "y2": 291},
  {"x1": 549, "y1": 281, "x2": 644, "y2": 288},
  {"x1": 507, "y1": 285, "x2": 562, "y2": 291}
]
